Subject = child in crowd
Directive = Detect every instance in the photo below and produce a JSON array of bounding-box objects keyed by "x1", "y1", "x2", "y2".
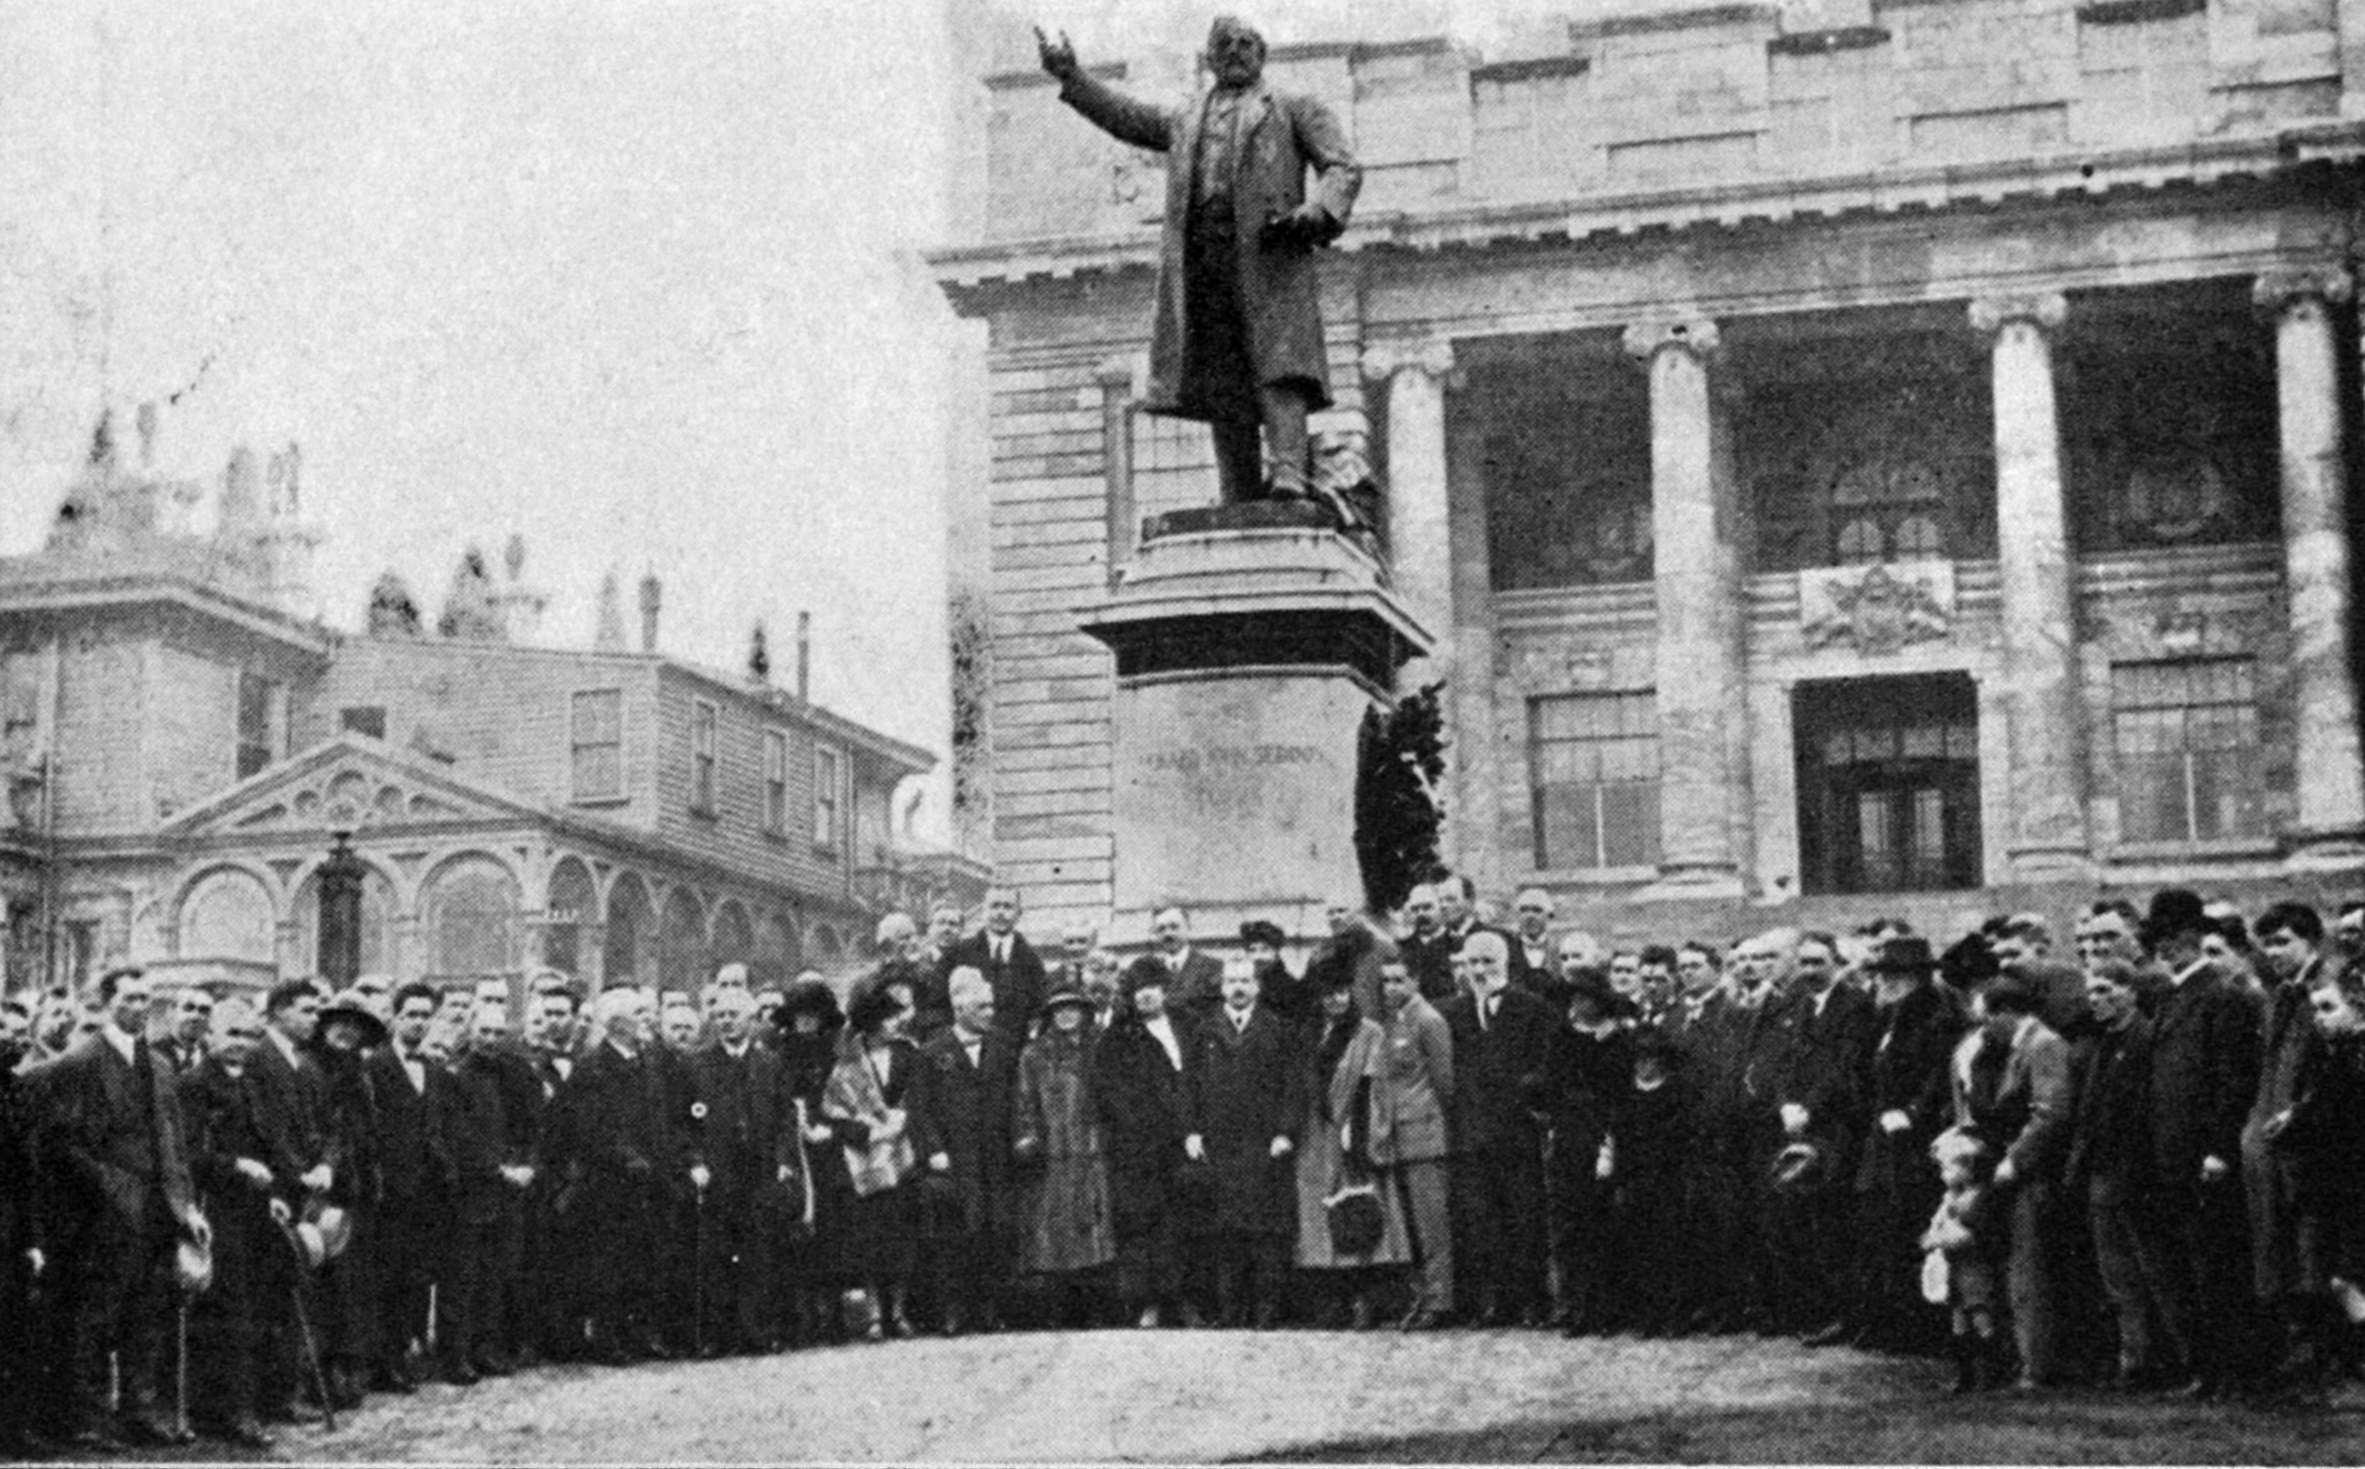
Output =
[{"x1": 1922, "y1": 1126, "x2": 2010, "y2": 1393}]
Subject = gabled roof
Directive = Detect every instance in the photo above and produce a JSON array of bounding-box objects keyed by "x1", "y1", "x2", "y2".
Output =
[{"x1": 158, "y1": 732, "x2": 545, "y2": 840}]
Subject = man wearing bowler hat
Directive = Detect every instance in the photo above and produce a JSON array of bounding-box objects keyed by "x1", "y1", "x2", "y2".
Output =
[{"x1": 2138, "y1": 887, "x2": 2263, "y2": 1398}]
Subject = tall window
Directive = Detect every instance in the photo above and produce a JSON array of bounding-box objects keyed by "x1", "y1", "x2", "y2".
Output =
[
  {"x1": 813, "y1": 744, "x2": 842, "y2": 849},
  {"x1": 1130, "y1": 410, "x2": 1219, "y2": 529},
  {"x1": 1528, "y1": 692, "x2": 1661, "y2": 870},
  {"x1": 691, "y1": 700, "x2": 718, "y2": 815},
  {"x1": 763, "y1": 729, "x2": 789, "y2": 835},
  {"x1": 2113, "y1": 659, "x2": 2265, "y2": 843},
  {"x1": 570, "y1": 689, "x2": 623, "y2": 802},
  {"x1": 236, "y1": 671, "x2": 276, "y2": 780}
]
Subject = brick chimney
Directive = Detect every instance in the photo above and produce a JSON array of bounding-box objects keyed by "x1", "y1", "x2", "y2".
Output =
[
  {"x1": 638, "y1": 570, "x2": 661, "y2": 653},
  {"x1": 796, "y1": 610, "x2": 811, "y2": 701}
]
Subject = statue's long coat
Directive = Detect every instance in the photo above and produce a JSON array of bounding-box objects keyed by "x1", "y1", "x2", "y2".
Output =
[{"x1": 1056, "y1": 71, "x2": 1360, "y2": 421}]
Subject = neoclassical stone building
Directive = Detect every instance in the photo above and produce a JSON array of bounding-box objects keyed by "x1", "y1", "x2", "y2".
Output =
[
  {"x1": 0, "y1": 438, "x2": 960, "y2": 1001},
  {"x1": 934, "y1": 0, "x2": 2365, "y2": 941}
]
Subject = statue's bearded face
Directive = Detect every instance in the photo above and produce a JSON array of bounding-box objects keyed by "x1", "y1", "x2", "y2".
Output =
[{"x1": 1205, "y1": 17, "x2": 1265, "y2": 88}]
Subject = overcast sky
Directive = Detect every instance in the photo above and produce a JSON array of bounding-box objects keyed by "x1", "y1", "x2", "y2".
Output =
[
  {"x1": 0, "y1": 0, "x2": 967, "y2": 829},
  {"x1": 0, "y1": 0, "x2": 1629, "y2": 845}
]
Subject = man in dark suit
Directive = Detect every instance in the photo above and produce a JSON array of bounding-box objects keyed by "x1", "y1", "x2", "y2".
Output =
[
  {"x1": 2244, "y1": 902, "x2": 2332, "y2": 1386},
  {"x1": 181, "y1": 995, "x2": 287, "y2": 1450},
  {"x1": 1186, "y1": 957, "x2": 1305, "y2": 1328},
  {"x1": 155, "y1": 982, "x2": 215, "y2": 1079},
  {"x1": 1770, "y1": 931, "x2": 1878, "y2": 1343},
  {"x1": 1146, "y1": 906, "x2": 1226, "y2": 1024},
  {"x1": 521, "y1": 985, "x2": 585, "y2": 1362},
  {"x1": 243, "y1": 979, "x2": 334, "y2": 1423},
  {"x1": 364, "y1": 983, "x2": 451, "y2": 1390},
  {"x1": 551, "y1": 987, "x2": 680, "y2": 1363},
  {"x1": 435, "y1": 1008, "x2": 519, "y2": 1384},
  {"x1": 1398, "y1": 884, "x2": 1458, "y2": 1003},
  {"x1": 1664, "y1": 940, "x2": 1746, "y2": 1332},
  {"x1": 911, "y1": 967, "x2": 1018, "y2": 1335},
  {"x1": 26, "y1": 965, "x2": 202, "y2": 1447},
  {"x1": 1440, "y1": 930, "x2": 1555, "y2": 1325},
  {"x1": 2140, "y1": 888, "x2": 2263, "y2": 1398},
  {"x1": 1505, "y1": 888, "x2": 1567, "y2": 1005},
  {"x1": 1846, "y1": 936, "x2": 1965, "y2": 1353},
  {"x1": 940, "y1": 887, "x2": 1047, "y2": 1044},
  {"x1": 685, "y1": 987, "x2": 795, "y2": 1353},
  {"x1": 2063, "y1": 960, "x2": 2183, "y2": 1389}
]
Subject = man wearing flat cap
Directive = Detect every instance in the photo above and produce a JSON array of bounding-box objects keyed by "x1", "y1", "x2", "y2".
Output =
[{"x1": 2138, "y1": 887, "x2": 2263, "y2": 1398}]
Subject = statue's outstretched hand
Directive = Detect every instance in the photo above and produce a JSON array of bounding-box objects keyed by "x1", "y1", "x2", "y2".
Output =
[{"x1": 1036, "y1": 26, "x2": 1081, "y2": 83}]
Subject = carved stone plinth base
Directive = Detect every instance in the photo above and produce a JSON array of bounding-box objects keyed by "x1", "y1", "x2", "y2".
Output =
[{"x1": 1077, "y1": 521, "x2": 1432, "y2": 946}]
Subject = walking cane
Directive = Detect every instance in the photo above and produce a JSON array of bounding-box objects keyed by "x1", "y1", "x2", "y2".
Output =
[
  {"x1": 174, "y1": 1297, "x2": 191, "y2": 1442},
  {"x1": 693, "y1": 1179, "x2": 707, "y2": 1359},
  {"x1": 275, "y1": 1218, "x2": 338, "y2": 1433}
]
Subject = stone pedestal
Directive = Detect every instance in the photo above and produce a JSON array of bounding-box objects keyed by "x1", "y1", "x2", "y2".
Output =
[{"x1": 1077, "y1": 503, "x2": 1433, "y2": 945}]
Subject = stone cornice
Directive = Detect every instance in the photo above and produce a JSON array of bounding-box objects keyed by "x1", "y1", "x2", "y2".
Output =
[{"x1": 929, "y1": 124, "x2": 2365, "y2": 290}]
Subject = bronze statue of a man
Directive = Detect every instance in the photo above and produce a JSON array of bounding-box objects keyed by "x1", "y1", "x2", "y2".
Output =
[{"x1": 1038, "y1": 16, "x2": 1360, "y2": 506}]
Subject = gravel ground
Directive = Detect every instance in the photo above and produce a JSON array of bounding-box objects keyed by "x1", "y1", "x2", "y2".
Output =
[{"x1": 36, "y1": 1330, "x2": 2365, "y2": 1464}]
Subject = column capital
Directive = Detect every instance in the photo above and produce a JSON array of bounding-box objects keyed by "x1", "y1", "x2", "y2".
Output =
[
  {"x1": 1967, "y1": 292, "x2": 2068, "y2": 338},
  {"x1": 2254, "y1": 264, "x2": 2355, "y2": 317},
  {"x1": 1620, "y1": 317, "x2": 1721, "y2": 365},
  {"x1": 1093, "y1": 353, "x2": 1141, "y2": 390},
  {"x1": 1360, "y1": 336, "x2": 1456, "y2": 382}
]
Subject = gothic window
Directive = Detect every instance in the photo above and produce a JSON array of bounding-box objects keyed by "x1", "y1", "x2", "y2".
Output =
[
  {"x1": 2062, "y1": 305, "x2": 2280, "y2": 553},
  {"x1": 1743, "y1": 336, "x2": 1994, "y2": 572}
]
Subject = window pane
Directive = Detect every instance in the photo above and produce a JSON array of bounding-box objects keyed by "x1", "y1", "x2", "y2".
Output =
[
  {"x1": 1600, "y1": 781, "x2": 1661, "y2": 868},
  {"x1": 1530, "y1": 693, "x2": 1659, "y2": 870}
]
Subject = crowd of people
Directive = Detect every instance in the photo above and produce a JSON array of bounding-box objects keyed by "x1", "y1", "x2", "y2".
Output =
[{"x1": 4, "y1": 876, "x2": 2364, "y2": 1454}]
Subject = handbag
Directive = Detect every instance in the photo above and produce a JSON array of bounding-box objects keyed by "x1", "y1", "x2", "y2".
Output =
[{"x1": 1324, "y1": 1176, "x2": 1385, "y2": 1257}]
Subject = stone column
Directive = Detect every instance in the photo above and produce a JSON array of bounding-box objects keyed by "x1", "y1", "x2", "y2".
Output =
[
  {"x1": 1623, "y1": 318, "x2": 1747, "y2": 897},
  {"x1": 2258, "y1": 266, "x2": 2365, "y2": 860},
  {"x1": 1362, "y1": 337, "x2": 1459, "y2": 674},
  {"x1": 1970, "y1": 292, "x2": 2089, "y2": 877}
]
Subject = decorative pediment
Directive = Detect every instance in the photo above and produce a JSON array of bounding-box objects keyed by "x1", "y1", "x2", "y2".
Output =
[{"x1": 162, "y1": 734, "x2": 541, "y2": 840}]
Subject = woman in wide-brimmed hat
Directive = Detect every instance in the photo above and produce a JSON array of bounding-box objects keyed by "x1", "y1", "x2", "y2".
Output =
[
  {"x1": 819, "y1": 969, "x2": 928, "y2": 1340},
  {"x1": 1011, "y1": 985, "x2": 1114, "y2": 1325},
  {"x1": 1293, "y1": 954, "x2": 1411, "y2": 1329},
  {"x1": 772, "y1": 972, "x2": 848, "y2": 1345}
]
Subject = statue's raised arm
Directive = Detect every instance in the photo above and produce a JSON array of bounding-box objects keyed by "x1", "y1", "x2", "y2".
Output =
[{"x1": 1034, "y1": 14, "x2": 1361, "y2": 513}]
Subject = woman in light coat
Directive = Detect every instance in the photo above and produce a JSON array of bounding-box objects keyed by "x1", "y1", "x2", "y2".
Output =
[
  {"x1": 1368, "y1": 954, "x2": 1455, "y2": 1329},
  {"x1": 1293, "y1": 965, "x2": 1410, "y2": 1327}
]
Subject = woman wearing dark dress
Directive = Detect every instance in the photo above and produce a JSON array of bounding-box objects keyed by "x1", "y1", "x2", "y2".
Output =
[
  {"x1": 772, "y1": 976, "x2": 848, "y2": 1345},
  {"x1": 820, "y1": 972, "x2": 931, "y2": 1341}
]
